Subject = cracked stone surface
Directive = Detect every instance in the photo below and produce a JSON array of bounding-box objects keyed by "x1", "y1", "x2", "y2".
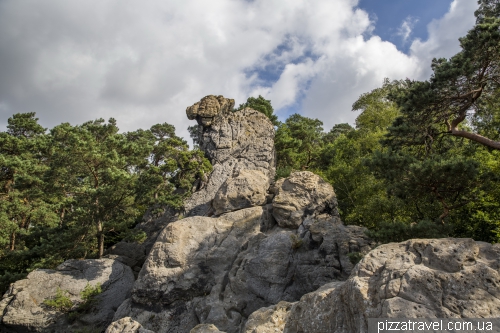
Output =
[
  {"x1": 105, "y1": 317, "x2": 156, "y2": 333},
  {"x1": 272, "y1": 171, "x2": 339, "y2": 229},
  {"x1": 0, "y1": 259, "x2": 134, "y2": 332},
  {"x1": 184, "y1": 97, "x2": 276, "y2": 217},
  {"x1": 114, "y1": 205, "x2": 373, "y2": 333},
  {"x1": 279, "y1": 238, "x2": 500, "y2": 333}
]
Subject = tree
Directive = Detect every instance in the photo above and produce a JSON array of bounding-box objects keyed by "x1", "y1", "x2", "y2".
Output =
[
  {"x1": 0, "y1": 113, "x2": 57, "y2": 252},
  {"x1": 316, "y1": 80, "x2": 409, "y2": 227},
  {"x1": 275, "y1": 114, "x2": 324, "y2": 177},
  {"x1": 48, "y1": 118, "x2": 154, "y2": 257},
  {"x1": 136, "y1": 123, "x2": 212, "y2": 210},
  {"x1": 236, "y1": 95, "x2": 279, "y2": 126},
  {"x1": 389, "y1": 0, "x2": 500, "y2": 150}
]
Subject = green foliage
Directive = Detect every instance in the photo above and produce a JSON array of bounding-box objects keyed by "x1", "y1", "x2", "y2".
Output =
[
  {"x1": 120, "y1": 229, "x2": 147, "y2": 244},
  {"x1": 366, "y1": 220, "x2": 453, "y2": 244},
  {"x1": 347, "y1": 252, "x2": 364, "y2": 265},
  {"x1": 0, "y1": 113, "x2": 211, "y2": 295},
  {"x1": 290, "y1": 234, "x2": 303, "y2": 250},
  {"x1": 43, "y1": 287, "x2": 74, "y2": 312},
  {"x1": 236, "y1": 95, "x2": 279, "y2": 126},
  {"x1": 275, "y1": 114, "x2": 324, "y2": 177},
  {"x1": 386, "y1": 0, "x2": 500, "y2": 151}
]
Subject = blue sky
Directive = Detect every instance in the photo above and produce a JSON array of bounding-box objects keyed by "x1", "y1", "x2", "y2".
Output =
[
  {"x1": 358, "y1": 0, "x2": 454, "y2": 52},
  {"x1": 0, "y1": 0, "x2": 478, "y2": 141}
]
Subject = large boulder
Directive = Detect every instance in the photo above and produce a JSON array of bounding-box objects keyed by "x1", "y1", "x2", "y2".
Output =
[
  {"x1": 186, "y1": 95, "x2": 235, "y2": 127},
  {"x1": 243, "y1": 238, "x2": 500, "y2": 333},
  {"x1": 105, "y1": 317, "x2": 155, "y2": 333},
  {"x1": 272, "y1": 171, "x2": 338, "y2": 228},
  {"x1": 184, "y1": 95, "x2": 276, "y2": 217},
  {"x1": 114, "y1": 206, "x2": 373, "y2": 333},
  {"x1": 242, "y1": 301, "x2": 292, "y2": 333},
  {"x1": 213, "y1": 169, "x2": 269, "y2": 215},
  {"x1": 0, "y1": 259, "x2": 134, "y2": 332},
  {"x1": 190, "y1": 324, "x2": 226, "y2": 333}
]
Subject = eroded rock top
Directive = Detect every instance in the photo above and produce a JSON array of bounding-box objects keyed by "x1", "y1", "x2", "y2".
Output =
[
  {"x1": 184, "y1": 95, "x2": 276, "y2": 217},
  {"x1": 186, "y1": 95, "x2": 235, "y2": 127}
]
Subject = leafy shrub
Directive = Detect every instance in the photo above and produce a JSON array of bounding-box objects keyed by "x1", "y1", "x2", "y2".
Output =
[
  {"x1": 43, "y1": 287, "x2": 73, "y2": 311},
  {"x1": 347, "y1": 252, "x2": 364, "y2": 265},
  {"x1": 290, "y1": 234, "x2": 303, "y2": 250}
]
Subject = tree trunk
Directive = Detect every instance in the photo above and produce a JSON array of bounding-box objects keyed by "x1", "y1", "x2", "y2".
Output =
[
  {"x1": 9, "y1": 232, "x2": 16, "y2": 251},
  {"x1": 97, "y1": 220, "x2": 104, "y2": 258}
]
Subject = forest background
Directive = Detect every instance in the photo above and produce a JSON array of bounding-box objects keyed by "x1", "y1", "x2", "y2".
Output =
[{"x1": 1, "y1": 0, "x2": 499, "y2": 295}]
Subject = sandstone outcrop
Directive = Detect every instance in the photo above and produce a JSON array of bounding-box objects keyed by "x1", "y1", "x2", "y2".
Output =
[
  {"x1": 190, "y1": 324, "x2": 226, "y2": 333},
  {"x1": 242, "y1": 301, "x2": 292, "y2": 333},
  {"x1": 272, "y1": 171, "x2": 338, "y2": 228},
  {"x1": 105, "y1": 317, "x2": 155, "y2": 333},
  {"x1": 186, "y1": 95, "x2": 235, "y2": 127},
  {"x1": 0, "y1": 259, "x2": 134, "y2": 332},
  {"x1": 113, "y1": 192, "x2": 373, "y2": 332},
  {"x1": 184, "y1": 95, "x2": 276, "y2": 217},
  {"x1": 213, "y1": 169, "x2": 269, "y2": 215},
  {"x1": 242, "y1": 238, "x2": 500, "y2": 333}
]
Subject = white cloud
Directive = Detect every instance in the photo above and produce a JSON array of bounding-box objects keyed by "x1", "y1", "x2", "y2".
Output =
[
  {"x1": 397, "y1": 16, "x2": 419, "y2": 44},
  {"x1": 0, "y1": 0, "x2": 478, "y2": 141}
]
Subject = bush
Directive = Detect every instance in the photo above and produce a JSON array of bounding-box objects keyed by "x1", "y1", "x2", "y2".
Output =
[
  {"x1": 290, "y1": 234, "x2": 303, "y2": 250},
  {"x1": 43, "y1": 288, "x2": 73, "y2": 311},
  {"x1": 347, "y1": 252, "x2": 364, "y2": 265}
]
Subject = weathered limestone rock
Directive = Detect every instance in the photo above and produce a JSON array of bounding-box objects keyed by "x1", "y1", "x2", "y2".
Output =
[
  {"x1": 120, "y1": 207, "x2": 265, "y2": 333},
  {"x1": 185, "y1": 96, "x2": 275, "y2": 217},
  {"x1": 283, "y1": 282, "x2": 346, "y2": 333},
  {"x1": 0, "y1": 259, "x2": 134, "y2": 332},
  {"x1": 190, "y1": 324, "x2": 226, "y2": 333},
  {"x1": 272, "y1": 171, "x2": 338, "y2": 228},
  {"x1": 105, "y1": 317, "x2": 155, "y2": 333},
  {"x1": 115, "y1": 205, "x2": 373, "y2": 333},
  {"x1": 186, "y1": 95, "x2": 235, "y2": 127},
  {"x1": 213, "y1": 169, "x2": 268, "y2": 215},
  {"x1": 277, "y1": 238, "x2": 500, "y2": 333},
  {"x1": 242, "y1": 301, "x2": 292, "y2": 333},
  {"x1": 105, "y1": 206, "x2": 180, "y2": 275}
]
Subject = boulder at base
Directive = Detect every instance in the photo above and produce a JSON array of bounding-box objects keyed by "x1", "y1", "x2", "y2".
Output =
[
  {"x1": 0, "y1": 259, "x2": 134, "y2": 332},
  {"x1": 243, "y1": 238, "x2": 500, "y2": 333},
  {"x1": 105, "y1": 317, "x2": 155, "y2": 333}
]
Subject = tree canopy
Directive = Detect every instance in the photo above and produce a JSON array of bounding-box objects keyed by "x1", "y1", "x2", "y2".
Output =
[{"x1": 388, "y1": 0, "x2": 500, "y2": 150}]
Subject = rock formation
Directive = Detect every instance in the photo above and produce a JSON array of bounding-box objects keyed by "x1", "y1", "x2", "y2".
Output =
[
  {"x1": 2, "y1": 94, "x2": 499, "y2": 333},
  {"x1": 0, "y1": 259, "x2": 134, "y2": 332},
  {"x1": 184, "y1": 95, "x2": 276, "y2": 217}
]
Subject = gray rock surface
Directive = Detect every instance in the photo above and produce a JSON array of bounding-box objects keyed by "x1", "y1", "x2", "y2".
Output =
[
  {"x1": 190, "y1": 324, "x2": 226, "y2": 333},
  {"x1": 272, "y1": 238, "x2": 500, "y2": 333},
  {"x1": 186, "y1": 95, "x2": 235, "y2": 127},
  {"x1": 105, "y1": 317, "x2": 156, "y2": 333},
  {"x1": 105, "y1": 206, "x2": 180, "y2": 275},
  {"x1": 272, "y1": 171, "x2": 338, "y2": 228},
  {"x1": 213, "y1": 169, "x2": 269, "y2": 215},
  {"x1": 115, "y1": 206, "x2": 373, "y2": 333},
  {"x1": 242, "y1": 301, "x2": 292, "y2": 333},
  {"x1": 184, "y1": 96, "x2": 275, "y2": 217},
  {"x1": 0, "y1": 259, "x2": 134, "y2": 332}
]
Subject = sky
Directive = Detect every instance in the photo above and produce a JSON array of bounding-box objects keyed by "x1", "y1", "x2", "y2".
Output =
[{"x1": 0, "y1": 0, "x2": 479, "y2": 143}]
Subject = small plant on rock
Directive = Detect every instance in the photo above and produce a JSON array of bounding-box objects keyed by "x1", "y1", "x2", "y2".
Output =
[
  {"x1": 67, "y1": 282, "x2": 102, "y2": 322},
  {"x1": 43, "y1": 287, "x2": 74, "y2": 312},
  {"x1": 290, "y1": 234, "x2": 303, "y2": 250},
  {"x1": 347, "y1": 252, "x2": 364, "y2": 265}
]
